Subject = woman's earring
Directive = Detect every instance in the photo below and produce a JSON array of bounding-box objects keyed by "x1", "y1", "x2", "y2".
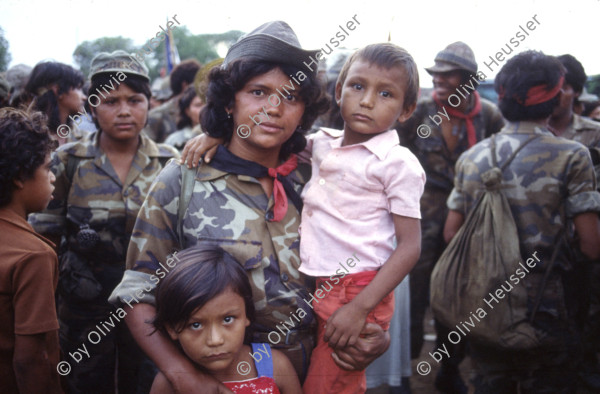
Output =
[{"x1": 227, "y1": 112, "x2": 232, "y2": 119}]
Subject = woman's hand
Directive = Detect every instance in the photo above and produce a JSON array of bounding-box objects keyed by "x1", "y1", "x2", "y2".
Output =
[
  {"x1": 331, "y1": 322, "x2": 390, "y2": 371},
  {"x1": 181, "y1": 134, "x2": 224, "y2": 168},
  {"x1": 323, "y1": 302, "x2": 368, "y2": 349}
]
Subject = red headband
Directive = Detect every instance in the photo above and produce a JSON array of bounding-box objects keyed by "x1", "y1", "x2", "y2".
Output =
[{"x1": 499, "y1": 75, "x2": 564, "y2": 106}]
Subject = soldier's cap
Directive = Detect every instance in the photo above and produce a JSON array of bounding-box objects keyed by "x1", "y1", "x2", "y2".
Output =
[
  {"x1": 426, "y1": 42, "x2": 477, "y2": 75},
  {"x1": 90, "y1": 50, "x2": 149, "y2": 81},
  {"x1": 222, "y1": 21, "x2": 319, "y2": 69}
]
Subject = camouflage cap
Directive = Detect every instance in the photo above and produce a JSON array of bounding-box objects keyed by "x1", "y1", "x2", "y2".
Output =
[
  {"x1": 426, "y1": 42, "x2": 477, "y2": 75},
  {"x1": 90, "y1": 50, "x2": 149, "y2": 81}
]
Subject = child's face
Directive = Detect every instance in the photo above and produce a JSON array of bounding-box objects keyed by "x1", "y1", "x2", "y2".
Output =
[
  {"x1": 19, "y1": 154, "x2": 55, "y2": 213},
  {"x1": 167, "y1": 288, "x2": 250, "y2": 375},
  {"x1": 336, "y1": 59, "x2": 415, "y2": 140}
]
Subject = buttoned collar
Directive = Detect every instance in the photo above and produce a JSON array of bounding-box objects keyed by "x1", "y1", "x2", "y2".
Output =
[{"x1": 320, "y1": 127, "x2": 400, "y2": 161}]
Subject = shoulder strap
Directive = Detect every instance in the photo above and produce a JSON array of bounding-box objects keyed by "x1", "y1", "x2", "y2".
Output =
[
  {"x1": 251, "y1": 343, "x2": 274, "y2": 378},
  {"x1": 66, "y1": 154, "x2": 80, "y2": 185},
  {"x1": 177, "y1": 164, "x2": 197, "y2": 249},
  {"x1": 490, "y1": 133, "x2": 541, "y2": 171}
]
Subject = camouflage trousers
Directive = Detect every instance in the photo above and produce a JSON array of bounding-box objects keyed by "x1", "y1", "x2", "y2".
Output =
[
  {"x1": 58, "y1": 261, "x2": 146, "y2": 394},
  {"x1": 470, "y1": 318, "x2": 582, "y2": 394}
]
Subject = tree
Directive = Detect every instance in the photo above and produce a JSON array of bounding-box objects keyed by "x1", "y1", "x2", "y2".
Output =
[
  {"x1": 72, "y1": 29, "x2": 244, "y2": 82},
  {"x1": 0, "y1": 27, "x2": 11, "y2": 72},
  {"x1": 73, "y1": 37, "x2": 138, "y2": 77},
  {"x1": 146, "y1": 27, "x2": 244, "y2": 80}
]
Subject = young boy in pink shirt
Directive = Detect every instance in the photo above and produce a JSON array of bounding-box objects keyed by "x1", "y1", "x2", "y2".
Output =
[{"x1": 299, "y1": 43, "x2": 425, "y2": 393}]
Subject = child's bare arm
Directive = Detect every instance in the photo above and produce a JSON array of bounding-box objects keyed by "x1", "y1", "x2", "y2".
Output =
[
  {"x1": 324, "y1": 215, "x2": 421, "y2": 349},
  {"x1": 180, "y1": 134, "x2": 224, "y2": 167},
  {"x1": 13, "y1": 333, "x2": 62, "y2": 393},
  {"x1": 272, "y1": 349, "x2": 302, "y2": 394},
  {"x1": 150, "y1": 371, "x2": 175, "y2": 394}
]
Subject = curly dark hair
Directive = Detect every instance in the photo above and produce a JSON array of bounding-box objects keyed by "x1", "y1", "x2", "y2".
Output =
[
  {"x1": 495, "y1": 51, "x2": 565, "y2": 122},
  {"x1": 176, "y1": 85, "x2": 198, "y2": 129},
  {"x1": 201, "y1": 59, "x2": 330, "y2": 160},
  {"x1": 24, "y1": 62, "x2": 84, "y2": 134},
  {"x1": 0, "y1": 108, "x2": 57, "y2": 207}
]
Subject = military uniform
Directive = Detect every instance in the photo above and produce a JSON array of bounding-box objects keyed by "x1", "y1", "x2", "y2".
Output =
[
  {"x1": 164, "y1": 124, "x2": 202, "y2": 151},
  {"x1": 396, "y1": 95, "x2": 505, "y2": 359},
  {"x1": 447, "y1": 121, "x2": 600, "y2": 392},
  {"x1": 556, "y1": 114, "x2": 600, "y2": 385},
  {"x1": 142, "y1": 98, "x2": 178, "y2": 142},
  {"x1": 29, "y1": 131, "x2": 178, "y2": 394},
  {"x1": 110, "y1": 151, "x2": 316, "y2": 380}
]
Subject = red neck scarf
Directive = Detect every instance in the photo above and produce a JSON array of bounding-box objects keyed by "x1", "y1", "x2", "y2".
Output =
[
  {"x1": 433, "y1": 90, "x2": 482, "y2": 148},
  {"x1": 208, "y1": 146, "x2": 302, "y2": 222},
  {"x1": 267, "y1": 155, "x2": 298, "y2": 221}
]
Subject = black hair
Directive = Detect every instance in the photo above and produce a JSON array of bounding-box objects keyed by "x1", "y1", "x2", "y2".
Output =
[
  {"x1": 153, "y1": 244, "x2": 255, "y2": 343},
  {"x1": 177, "y1": 85, "x2": 199, "y2": 129},
  {"x1": 558, "y1": 54, "x2": 587, "y2": 94},
  {"x1": 88, "y1": 73, "x2": 151, "y2": 131},
  {"x1": 24, "y1": 62, "x2": 84, "y2": 133},
  {"x1": 337, "y1": 43, "x2": 420, "y2": 112},
  {"x1": 201, "y1": 59, "x2": 329, "y2": 160},
  {"x1": 170, "y1": 59, "x2": 202, "y2": 96},
  {"x1": 0, "y1": 108, "x2": 57, "y2": 207},
  {"x1": 583, "y1": 101, "x2": 600, "y2": 119},
  {"x1": 494, "y1": 51, "x2": 565, "y2": 122}
]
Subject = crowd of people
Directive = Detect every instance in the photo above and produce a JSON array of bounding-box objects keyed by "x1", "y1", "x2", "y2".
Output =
[{"x1": 1, "y1": 18, "x2": 600, "y2": 394}]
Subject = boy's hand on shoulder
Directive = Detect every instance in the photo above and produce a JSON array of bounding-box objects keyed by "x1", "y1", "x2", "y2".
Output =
[
  {"x1": 323, "y1": 302, "x2": 368, "y2": 349},
  {"x1": 181, "y1": 134, "x2": 224, "y2": 168}
]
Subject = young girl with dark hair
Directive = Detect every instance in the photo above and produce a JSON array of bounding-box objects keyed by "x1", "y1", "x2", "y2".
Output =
[
  {"x1": 24, "y1": 61, "x2": 86, "y2": 145},
  {"x1": 150, "y1": 245, "x2": 301, "y2": 393}
]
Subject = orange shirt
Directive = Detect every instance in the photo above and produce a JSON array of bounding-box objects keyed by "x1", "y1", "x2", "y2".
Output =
[{"x1": 0, "y1": 207, "x2": 60, "y2": 393}]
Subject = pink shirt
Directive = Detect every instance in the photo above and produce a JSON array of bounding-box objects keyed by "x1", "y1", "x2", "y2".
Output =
[{"x1": 299, "y1": 128, "x2": 425, "y2": 276}]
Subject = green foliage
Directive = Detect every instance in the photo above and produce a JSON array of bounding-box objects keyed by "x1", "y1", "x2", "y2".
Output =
[
  {"x1": 72, "y1": 28, "x2": 244, "y2": 82},
  {"x1": 0, "y1": 27, "x2": 11, "y2": 72},
  {"x1": 73, "y1": 36, "x2": 138, "y2": 77}
]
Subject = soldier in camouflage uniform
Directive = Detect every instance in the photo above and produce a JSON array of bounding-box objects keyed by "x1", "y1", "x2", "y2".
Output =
[
  {"x1": 29, "y1": 50, "x2": 179, "y2": 394},
  {"x1": 445, "y1": 51, "x2": 600, "y2": 393},
  {"x1": 548, "y1": 54, "x2": 600, "y2": 390},
  {"x1": 396, "y1": 42, "x2": 504, "y2": 392}
]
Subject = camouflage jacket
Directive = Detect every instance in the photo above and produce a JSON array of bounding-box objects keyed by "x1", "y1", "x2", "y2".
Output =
[
  {"x1": 29, "y1": 131, "x2": 179, "y2": 265},
  {"x1": 111, "y1": 152, "x2": 315, "y2": 332},
  {"x1": 143, "y1": 98, "x2": 178, "y2": 142},
  {"x1": 397, "y1": 95, "x2": 505, "y2": 193},
  {"x1": 557, "y1": 114, "x2": 600, "y2": 190},
  {"x1": 164, "y1": 124, "x2": 202, "y2": 151},
  {"x1": 447, "y1": 121, "x2": 600, "y2": 321}
]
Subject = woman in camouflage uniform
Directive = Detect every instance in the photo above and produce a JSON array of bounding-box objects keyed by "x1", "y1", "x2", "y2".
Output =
[
  {"x1": 29, "y1": 50, "x2": 179, "y2": 394},
  {"x1": 111, "y1": 21, "x2": 393, "y2": 394}
]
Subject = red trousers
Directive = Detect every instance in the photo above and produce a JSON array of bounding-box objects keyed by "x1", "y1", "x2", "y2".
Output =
[{"x1": 303, "y1": 271, "x2": 394, "y2": 394}]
